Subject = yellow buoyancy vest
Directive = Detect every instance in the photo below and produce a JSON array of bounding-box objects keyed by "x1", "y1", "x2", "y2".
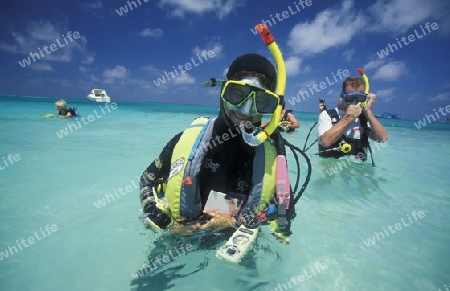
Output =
[{"x1": 164, "y1": 117, "x2": 277, "y2": 220}]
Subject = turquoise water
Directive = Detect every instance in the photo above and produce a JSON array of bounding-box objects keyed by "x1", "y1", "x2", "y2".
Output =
[{"x1": 0, "y1": 95, "x2": 449, "y2": 291}]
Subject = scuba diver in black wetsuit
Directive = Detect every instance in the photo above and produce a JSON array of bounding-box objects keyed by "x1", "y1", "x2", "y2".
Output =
[
  {"x1": 319, "y1": 98, "x2": 327, "y2": 113},
  {"x1": 261, "y1": 100, "x2": 300, "y2": 132},
  {"x1": 139, "y1": 53, "x2": 308, "y2": 243},
  {"x1": 55, "y1": 99, "x2": 78, "y2": 117},
  {"x1": 278, "y1": 107, "x2": 300, "y2": 132}
]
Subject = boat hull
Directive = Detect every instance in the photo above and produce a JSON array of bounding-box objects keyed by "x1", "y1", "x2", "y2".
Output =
[{"x1": 87, "y1": 96, "x2": 111, "y2": 102}]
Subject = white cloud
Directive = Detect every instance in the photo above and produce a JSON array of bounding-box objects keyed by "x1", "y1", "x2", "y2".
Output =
[
  {"x1": 159, "y1": 0, "x2": 242, "y2": 19},
  {"x1": 82, "y1": 53, "x2": 95, "y2": 64},
  {"x1": 30, "y1": 63, "x2": 53, "y2": 71},
  {"x1": 222, "y1": 67, "x2": 228, "y2": 78},
  {"x1": 287, "y1": 0, "x2": 366, "y2": 55},
  {"x1": 139, "y1": 28, "x2": 164, "y2": 37},
  {"x1": 0, "y1": 20, "x2": 91, "y2": 63},
  {"x1": 129, "y1": 78, "x2": 154, "y2": 90},
  {"x1": 83, "y1": 0, "x2": 102, "y2": 9},
  {"x1": 173, "y1": 72, "x2": 195, "y2": 85},
  {"x1": 368, "y1": 0, "x2": 448, "y2": 34},
  {"x1": 82, "y1": 1, "x2": 105, "y2": 18},
  {"x1": 428, "y1": 93, "x2": 450, "y2": 101},
  {"x1": 192, "y1": 37, "x2": 222, "y2": 59},
  {"x1": 406, "y1": 93, "x2": 421, "y2": 102},
  {"x1": 102, "y1": 65, "x2": 129, "y2": 79},
  {"x1": 327, "y1": 89, "x2": 338, "y2": 96},
  {"x1": 375, "y1": 87, "x2": 396, "y2": 102},
  {"x1": 285, "y1": 56, "x2": 302, "y2": 76},
  {"x1": 342, "y1": 48, "x2": 355, "y2": 62},
  {"x1": 141, "y1": 65, "x2": 161, "y2": 76},
  {"x1": 372, "y1": 61, "x2": 407, "y2": 81},
  {"x1": 364, "y1": 59, "x2": 387, "y2": 71},
  {"x1": 56, "y1": 79, "x2": 72, "y2": 87}
]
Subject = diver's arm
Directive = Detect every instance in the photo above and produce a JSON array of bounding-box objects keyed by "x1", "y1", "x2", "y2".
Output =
[
  {"x1": 364, "y1": 109, "x2": 387, "y2": 142},
  {"x1": 363, "y1": 93, "x2": 388, "y2": 142},
  {"x1": 320, "y1": 105, "x2": 361, "y2": 147},
  {"x1": 286, "y1": 112, "x2": 300, "y2": 128},
  {"x1": 140, "y1": 132, "x2": 182, "y2": 212},
  {"x1": 260, "y1": 120, "x2": 270, "y2": 128}
]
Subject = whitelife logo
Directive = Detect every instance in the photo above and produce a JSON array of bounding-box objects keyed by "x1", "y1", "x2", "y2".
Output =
[
  {"x1": 18, "y1": 31, "x2": 82, "y2": 68},
  {"x1": 0, "y1": 224, "x2": 59, "y2": 261},
  {"x1": 376, "y1": 22, "x2": 439, "y2": 59}
]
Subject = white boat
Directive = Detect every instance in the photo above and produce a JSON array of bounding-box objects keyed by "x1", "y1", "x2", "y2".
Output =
[{"x1": 86, "y1": 89, "x2": 111, "y2": 102}]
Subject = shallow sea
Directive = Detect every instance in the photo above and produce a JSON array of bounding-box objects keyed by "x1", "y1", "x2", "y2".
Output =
[{"x1": 0, "y1": 96, "x2": 449, "y2": 291}]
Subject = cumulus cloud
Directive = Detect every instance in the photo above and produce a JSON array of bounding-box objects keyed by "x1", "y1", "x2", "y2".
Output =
[
  {"x1": 342, "y1": 48, "x2": 355, "y2": 62},
  {"x1": 173, "y1": 72, "x2": 195, "y2": 85},
  {"x1": 81, "y1": 1, "x2": 105, "y2": 18},
  {"x1": 375, "y1": 87, "x2": 396, "y2": 102},
  {"x1": 368, "y1": 0, "x2": 449, "y2": 34},
  {"x1": 139, "y1": 28, "x2": 164, "y2": 37},
  {"x1": 364, "y1": 59, "x2": 387, "y2": 71},
  {"x1": 285, "y1": 56, "x2": 302, "y2": 76},
  {"x1": 0, "y1": 20, "x2": 91, "y2": 63},
  {"x1": 428, "y1": 92, "x2": 450, "y2": 101},
  {"x1": 30, "y1": 63, "x2": 53, "y2": 71},
  {"x1": 284, "y1": 56, "x2": 314, "y2": 77},
  {"x1": 103, "y1": 65, "x2": 129, "y2": 79},
  {"x1": 140, "y1": 65, "x2": 162, "y2": 76},
  {"x1": 372, "y1": 61, "x2": 408, "y2": 81},
  {"x1": 192, "y1": 37, "x2": 223, "y2": 59},
  {"x1": 159, "y1": 0, "x2": 243, "y2": 19},
  {"x1": 287, "y1": 0, "x2": 366, "y2": 55}
]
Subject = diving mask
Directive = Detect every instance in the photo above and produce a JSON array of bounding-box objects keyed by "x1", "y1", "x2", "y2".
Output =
[
  {"x1": 220, "y1": 77, "x2": 280, "y2": 117},
  {"x1": 342, "y1": 91, "x2": 369, "y2": 107}
]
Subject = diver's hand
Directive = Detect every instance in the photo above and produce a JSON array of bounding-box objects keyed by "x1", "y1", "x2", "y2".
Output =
[
  {"x1": 345, "y1": 103, "x2": 362, "y2": 119},
  {"x1": 169, "y1": 213, "x2": 236, "y2": 236},
  {"x1": 144, "y1": 204, "x2": 172, "y2": 230},
  {"x1": 364, "y1": 93, "x2": 376, "y2": 111}
]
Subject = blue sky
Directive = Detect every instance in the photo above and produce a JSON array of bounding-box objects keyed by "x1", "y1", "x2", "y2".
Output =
[{"x1": 1, "y1": 0, "x2": 449, "y2": 119}]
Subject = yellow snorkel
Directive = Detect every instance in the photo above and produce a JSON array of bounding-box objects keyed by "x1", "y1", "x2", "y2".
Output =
[
  {"x1": 357, "y1": 68, "x2": 370, "y2": 108},
  {"x1": 252, "y1": 23, "x2": 286, "y2": 145}
]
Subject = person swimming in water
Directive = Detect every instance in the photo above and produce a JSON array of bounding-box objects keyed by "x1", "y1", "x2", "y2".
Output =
[{"x1": 55, "y1": 99, "x2": 78, "y2": 117}]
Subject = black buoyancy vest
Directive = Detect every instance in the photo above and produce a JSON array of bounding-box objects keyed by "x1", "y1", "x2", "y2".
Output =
[
  {"x1": 279, "y1": 110, "x2": 295, "y2": 132},
  {"x1": 67, "y1": 108, "x2": 78, "y2": 116},
  {"x1": 318, "y1": 109, "x2": 370, "y2": 160}
]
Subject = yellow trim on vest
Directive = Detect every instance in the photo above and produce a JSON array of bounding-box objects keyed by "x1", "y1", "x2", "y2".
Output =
[
  {"x1": 165, "y1": 117, "x2": 209, "y2": 219},
  {"x1": 258, "y1": 141, "x2": 277, "y2": 211}
]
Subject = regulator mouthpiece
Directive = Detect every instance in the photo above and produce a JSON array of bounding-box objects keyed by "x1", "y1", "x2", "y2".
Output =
[{"x1": 239, "y1": 123, "x2": 263, "y2": 146}]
